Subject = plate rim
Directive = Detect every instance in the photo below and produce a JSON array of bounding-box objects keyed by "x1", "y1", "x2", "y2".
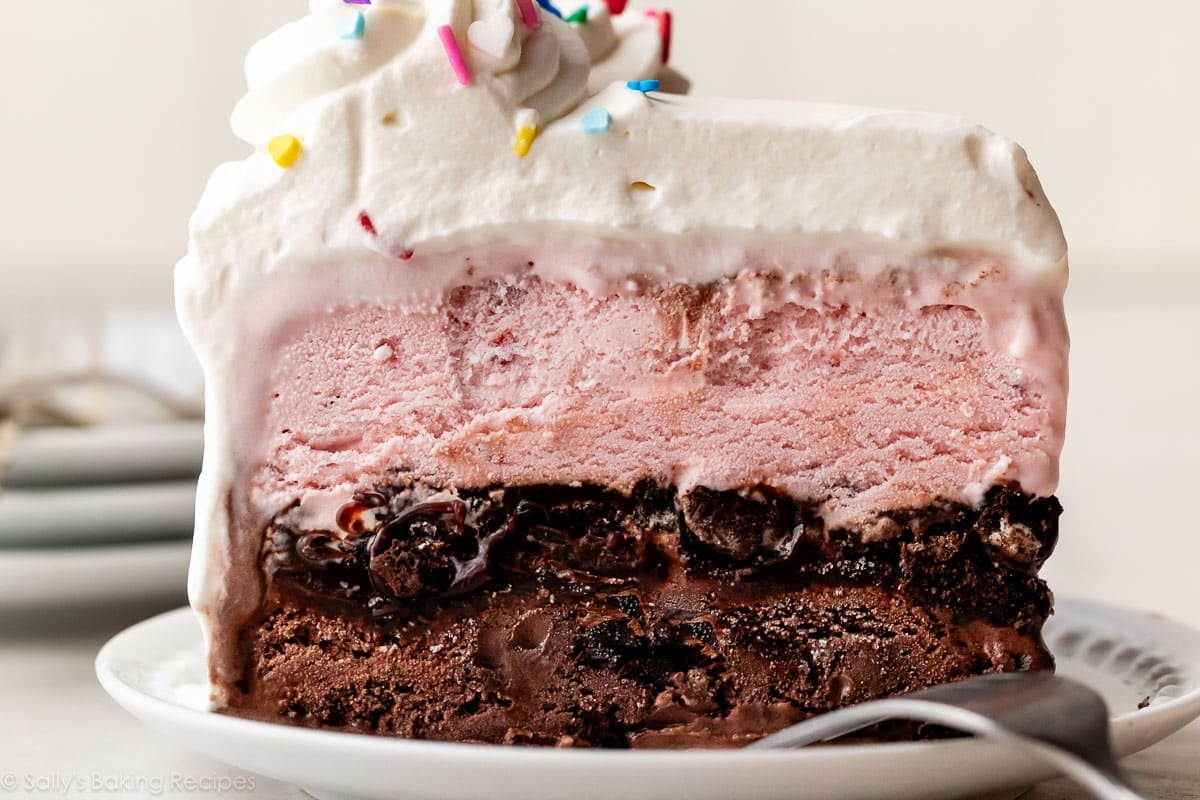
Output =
[
  {"x1": 0, "y1": 538, "x2": 194, "y2": 562},
  {"x1": 0, "y1": 539, "x2": 191, "y2": 607},
  {"x1": 0, "y1": 481, "x2": 196, "y2": 549}
]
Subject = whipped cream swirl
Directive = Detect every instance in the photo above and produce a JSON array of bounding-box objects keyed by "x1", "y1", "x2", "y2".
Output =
[
  {"x1": 231, "y1": 0, "x2": 675, "y2": 144},
  {"x1": 577, "y1": 3, "x2": 687, "y2": 94}
]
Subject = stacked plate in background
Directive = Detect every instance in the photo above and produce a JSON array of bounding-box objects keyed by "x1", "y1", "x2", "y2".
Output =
[{"x1": 0, "y1": 309, "x2": 202, "y2": 608}]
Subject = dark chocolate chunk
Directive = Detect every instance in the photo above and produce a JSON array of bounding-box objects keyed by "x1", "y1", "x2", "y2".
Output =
[
  {"x1": 576, "y1": 613, "x2": 645, "y2": 667},
  {"x1": 368, "y1": 500, "x2": 466, "y2": 599},
  {"x1": 677, "y1": 485, "x2": 798, "y2": 563},
  {"x1": 974, "y1": 488, "x2": 1060, "y2": 572},
  {"x1": 609, "y1": 591, "x2": 647, "y2": 622}
]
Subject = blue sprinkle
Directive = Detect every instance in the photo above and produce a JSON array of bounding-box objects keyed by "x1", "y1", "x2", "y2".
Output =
[
  {"x1": 580, "y1": 108, "x2": 612, "y2": 134},
  {"x1": 626, "y1": 79, "x2": 660, "y2": 93},
  {"x1": 536, "y1": 0, "x2": 564, "y2": 19},
  {"x1": 338, "y1": 10, "x2": 366, "y2": 39}
]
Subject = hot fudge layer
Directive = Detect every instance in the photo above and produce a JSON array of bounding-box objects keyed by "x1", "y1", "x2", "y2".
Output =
[{"x1": 224, "y1": 482, "x2": 1058, "y2": 746}]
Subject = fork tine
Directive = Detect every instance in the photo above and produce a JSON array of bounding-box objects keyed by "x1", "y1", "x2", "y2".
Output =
[{"x1": 746, "y1": 705, "x2": 896, "y2": 749}]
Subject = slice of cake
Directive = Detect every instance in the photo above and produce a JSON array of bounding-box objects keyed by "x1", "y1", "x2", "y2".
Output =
[{"x1": 178, "y1": 0, "x2": 1067, "y2": 748}]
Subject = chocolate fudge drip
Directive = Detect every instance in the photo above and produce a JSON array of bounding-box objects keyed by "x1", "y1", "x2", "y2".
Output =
[{"x1": 232, "y1": 481, "x2": 1060, "y2": 747}]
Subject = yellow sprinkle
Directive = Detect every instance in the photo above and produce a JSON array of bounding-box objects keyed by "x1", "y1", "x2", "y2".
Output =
[
  {"x1": 513, "y1": 126, "x2": 538, "y2": 158},
  {"x1": 268, "y1": 134, "x2": 303, "y2": 168}
]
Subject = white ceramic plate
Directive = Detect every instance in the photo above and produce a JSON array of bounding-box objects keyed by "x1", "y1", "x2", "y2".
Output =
[
  {"x1": 96, "y1": 598, "x2": 1200, "y2": 800},
  {"x1": 0, "y1": 481, "x2": 197, "y2": 548},
  {"x1": 0, "y1": 540, "x2": 190, "y2": 608},
  {"x1": 1, "y1": 421, "x2": 202, "y2": 489},
  {"x1": 0, "y1": 421, "x2": 201, "y2": 548}
]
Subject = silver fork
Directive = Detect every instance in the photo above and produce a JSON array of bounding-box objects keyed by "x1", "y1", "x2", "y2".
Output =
[{"x1": 747, "y1": 672, "x2": 1145, "y2": 800}]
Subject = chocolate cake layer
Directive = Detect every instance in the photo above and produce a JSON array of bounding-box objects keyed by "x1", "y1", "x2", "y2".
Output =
[{"x1": 225, "y1": 483, "x2": 1059, "y2": 747}]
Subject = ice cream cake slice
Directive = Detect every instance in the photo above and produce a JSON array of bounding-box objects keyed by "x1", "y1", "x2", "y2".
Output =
[{"x1": 177, "y1": 0, "x2": 1068, "y2": 747}]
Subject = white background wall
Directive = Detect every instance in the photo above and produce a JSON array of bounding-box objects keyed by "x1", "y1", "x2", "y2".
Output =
[
  {"x1": 2, "y1": 0, "x2": 1199, "y2": 282},
  {"x1": 1, "y1": 2, "x2": 1197, "y2": 622}
]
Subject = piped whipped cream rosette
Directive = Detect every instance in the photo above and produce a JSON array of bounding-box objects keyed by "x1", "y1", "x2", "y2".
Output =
[{"x1": 231, "y1": 0, "x2": 678, "y2": 147}]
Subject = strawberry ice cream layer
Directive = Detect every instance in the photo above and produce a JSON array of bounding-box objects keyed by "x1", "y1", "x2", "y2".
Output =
[{"x1": 225, "y1": 256, "x2": 1066, "y2": 537}]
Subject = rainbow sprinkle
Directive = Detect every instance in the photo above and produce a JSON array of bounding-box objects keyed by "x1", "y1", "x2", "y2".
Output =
[
  {"x1": 513, "y1": 126, "x2": 538, "y2": 157},
  {"x1": 515, "y1": 0, "x2": 540, "y2": 30},
  {"x1": 338, "y1": 10, "x2": 366, "y2": 39},
  {"x1": 580, "y1": 108, "x2": 611, "y2": 134},
  {"x1": 343, "y1": 0, "x2": 371, "y2": 4},
  {"x1": 605, "y1": 0, "x2": 629, "y2": 13},
  {"x1": 646, "y1": 10, "x2": 673, "y2": 64},
  {"x1": 268, "y1": 135, "x2": 303, "y2": 168},
  {"x1": 626, "y1": 79, "x2": 660, "y2": 93},
  {"x1": 358, "y1": 212, "x2": 377, "y2": 237},
  {"x1": 437, "y1": 25, "x2": 472, "y2": 86},
  {"x1": 565, "y1": 6, "x2": 588, "y2": 24},
  {"x1": 536, "y1": 0, "x2": 563, "y2": 19}
]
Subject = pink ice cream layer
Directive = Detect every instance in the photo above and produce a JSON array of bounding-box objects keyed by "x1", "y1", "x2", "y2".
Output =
[{"x1": 244, "y1": 270, "x2": 1063, "y2": 529}]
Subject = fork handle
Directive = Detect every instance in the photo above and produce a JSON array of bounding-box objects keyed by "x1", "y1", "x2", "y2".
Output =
[{"x1": 748, "y1": 700, "x2": 1146, "y2": 800}]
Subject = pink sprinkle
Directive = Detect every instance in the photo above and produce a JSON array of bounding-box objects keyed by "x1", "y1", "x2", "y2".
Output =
[
  {"x1": 515, "y1": 0, "x2": 541, "y2": 30},
  {"x1": 358, "y1": 212, "x2": 377, "y2": 237},
  {"x1": 437, "y1": 25, "x2": 472, "y2": 86}
]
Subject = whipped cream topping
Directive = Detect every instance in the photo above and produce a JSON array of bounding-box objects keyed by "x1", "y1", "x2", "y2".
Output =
[{"x1": 182, "y1": 0, "x2": 1065, "y2": 325}]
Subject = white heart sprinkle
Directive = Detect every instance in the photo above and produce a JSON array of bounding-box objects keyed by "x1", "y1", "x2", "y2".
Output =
[{"x1": 467, "y1": 14, "x2": 514, "y2": 60}]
